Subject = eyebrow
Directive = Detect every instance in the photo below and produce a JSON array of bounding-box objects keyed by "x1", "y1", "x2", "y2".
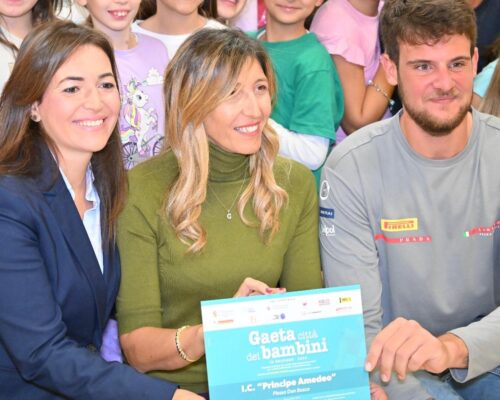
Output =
[
  {"x1": 406, "y1": 55, "x2": 471, "y2": 66},
  {"x1": 57, "y1": 72, "x2": 115, "y2": 85}
]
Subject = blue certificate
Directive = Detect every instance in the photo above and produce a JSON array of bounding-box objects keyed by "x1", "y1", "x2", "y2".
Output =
[{"x1": 201, "y1": 286, "x2": 370, "y2": 399}]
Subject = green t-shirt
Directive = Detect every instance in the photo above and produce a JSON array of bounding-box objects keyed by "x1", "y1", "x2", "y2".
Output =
[
  {"x1": 117, "y1": 144, "x2": 323, "y2": 393},
  {"x1": 250, "y1": 30, "x2": 344, "y2": 183}
]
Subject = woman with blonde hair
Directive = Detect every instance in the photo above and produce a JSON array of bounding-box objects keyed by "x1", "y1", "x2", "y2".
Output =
[{"x1": 116, "y1": 28, "x2": 323, "y2": 397}]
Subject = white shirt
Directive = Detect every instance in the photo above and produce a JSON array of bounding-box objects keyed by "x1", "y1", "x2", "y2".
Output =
[
  {"x1": 58, "y1": 0, "x2": 89, "y2": 23},
  {"x1": 131, "y1": 18, "x2": 226, "y2": 59},
  {"x1": 0, "y1": 27, "x2": 22, "y2": 94},
  {"x1": 60, "y1": 165, "x2": 104, "y2": 273}
]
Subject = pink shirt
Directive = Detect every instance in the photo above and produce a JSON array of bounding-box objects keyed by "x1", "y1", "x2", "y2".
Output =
[{"x1": 311, "y1": 0, "x2": 390, "y2": 143}]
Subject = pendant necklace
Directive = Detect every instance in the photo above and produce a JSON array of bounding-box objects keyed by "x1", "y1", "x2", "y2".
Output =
[{"x1": 209, "y1": 171, "x2": 247, "y2": 220}]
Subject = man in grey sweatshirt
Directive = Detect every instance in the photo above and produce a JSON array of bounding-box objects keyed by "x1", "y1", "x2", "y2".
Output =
[{"x1": 319, "y1": 0, "x2": 500, "y2": 399}]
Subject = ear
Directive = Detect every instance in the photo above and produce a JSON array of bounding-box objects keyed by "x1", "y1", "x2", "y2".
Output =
[
  {"x1": 380, "y1": 53, "x2": 398, "y2": 86},
  {"x1": 76, "y1": 0, "x2": 88, "y2": 6},
  {"x1": 30, "y1": 102, "x2": 41, "y2": 122},
  {"x1": 472, "y1": 47, "x2": 479, "y2": 77}
]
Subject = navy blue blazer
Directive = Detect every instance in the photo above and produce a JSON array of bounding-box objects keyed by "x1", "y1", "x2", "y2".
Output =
[{"x1": 0, "y1": 148, "x2": 177, "y2": 399}]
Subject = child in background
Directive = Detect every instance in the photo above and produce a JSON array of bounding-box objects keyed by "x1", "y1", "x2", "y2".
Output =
[
  {"x1": 0, "y1": 0, "x2": 60, "y2": 92},
  {"x1": 473, "y1": 37, "x2": 499, "y2": 109},
  {"x1": 473, "y1": 58, "x2": 498, "y2": 107},
  {"x1": 132, "y1": 0, "x2": 225, "y2": 58},
  {"x1": 58, "y1": 0, "x2": 88, "y2": 23},
  {"x1": 230, "y1": 0, "x2": 257, "y2": 31},
  {"x1": 217, "y1": 0, "x2": 257, "y2": 31},
  {"x1": 78, "y1": 0, "x2": 169, "y2": 169},
  {"x1": 311, "y1": 0, "x2": 394, "y2": 144},
  {"x1": 477, "y1": 59, "x2": 500, "y2": 117},
  {"x1": 251, "y1": 0, "x2": 344, "y2": 185},
  {"x1": 257, "y1": 0, "x2": 265, "y2": 28},
  {"x1": 217, "y1": 0, "x2": 247, "y2": 25}
]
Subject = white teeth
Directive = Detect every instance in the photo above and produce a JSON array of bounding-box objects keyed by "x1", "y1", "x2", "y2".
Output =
[
  {"x1": 235, "y1": 124, "x2": 258, "y2": 133},
  {"x1": 77, "y1": 119, "x2": 104, "y2": 127},
  {"x1": 112, "y1": 11, "x2": 127, "y2": 16}
]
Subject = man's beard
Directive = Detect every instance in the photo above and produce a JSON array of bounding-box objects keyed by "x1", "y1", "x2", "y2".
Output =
[{"x1": 400, "y1": 88, "x2": 471, "y2": 137}]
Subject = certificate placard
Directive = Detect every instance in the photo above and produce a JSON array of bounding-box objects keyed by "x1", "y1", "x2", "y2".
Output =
[{"x1": 201, "y1": 286, "x2": 370, "y2": 399}]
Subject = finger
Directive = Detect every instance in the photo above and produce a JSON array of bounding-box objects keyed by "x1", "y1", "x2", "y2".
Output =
[
  {"x1": 369, "y1": 383, "x2": 386, "y2": 400},
  {"x1": 366, "y1": 317, "x2": 407, "y2": 372},
  {"x1": 369, "y1": 382, "x2": 380, "y2": 394},
  {"x1": 233, "y1": 278, "x2": 257, "y2": 297},
  {"x1": 264, "y1": 287, "x2": 286, "y2": 295},
  {"x1": 392, "y1": 326, "x2": 427, "y2": 380},
  {"x1": 245, "y1": 277, "x2": 271, "y2": 295},
  {"x1": 377, "y1": 320, "x2": 419, "y2": 382},
  {"x1": 234, "y1": 277, "x2": 271, "y2": 297}
]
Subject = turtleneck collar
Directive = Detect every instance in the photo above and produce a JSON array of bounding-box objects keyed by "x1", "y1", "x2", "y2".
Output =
[{"x1": 208, "y1": 142, "x2": 249, "y2": 182}]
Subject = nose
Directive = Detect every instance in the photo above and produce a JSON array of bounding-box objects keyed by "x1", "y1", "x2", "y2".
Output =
[
  {"x1": 243, "y1": 92, "x2": 262, "y2": 118},
  {"x1": 433, "y1": 65, "x2": 455, "y2": 92},
  {"x1": 83, "y1": 87, "x2": 104, "y2": 111}
]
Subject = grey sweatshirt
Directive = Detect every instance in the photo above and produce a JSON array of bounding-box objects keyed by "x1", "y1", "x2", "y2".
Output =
[{"x1": 320, "y1": 110, "x2": 500, "y2": 399}]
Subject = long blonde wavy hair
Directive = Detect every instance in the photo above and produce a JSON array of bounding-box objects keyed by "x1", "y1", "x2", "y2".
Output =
[{"x1": 163, "y1": 28, "x2": 288, "y2": 253}]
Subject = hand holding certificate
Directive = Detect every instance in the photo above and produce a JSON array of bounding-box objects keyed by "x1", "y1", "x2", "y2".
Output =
[{"x1": 202, "y1": 286, "x2": 371, "y2": 399}]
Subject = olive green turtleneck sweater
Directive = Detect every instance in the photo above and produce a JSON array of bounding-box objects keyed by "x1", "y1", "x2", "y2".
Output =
[{"x1": 116, "y1": 144, "x2": 323, "y2": 393}]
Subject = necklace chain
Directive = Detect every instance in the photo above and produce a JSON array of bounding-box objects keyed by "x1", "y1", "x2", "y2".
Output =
[{"x1": 209, "y1": 171, "x2": 247, "y2": 220}]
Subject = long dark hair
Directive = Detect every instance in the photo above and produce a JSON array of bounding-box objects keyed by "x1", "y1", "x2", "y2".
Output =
[{"x1": 0, "y1": 20, "x2": 126, "y2": 243}]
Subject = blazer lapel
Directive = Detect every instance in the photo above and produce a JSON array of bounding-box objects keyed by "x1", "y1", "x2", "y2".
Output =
[{"x1": 38, "y1": 147, "x2": 108, "y2": 334}]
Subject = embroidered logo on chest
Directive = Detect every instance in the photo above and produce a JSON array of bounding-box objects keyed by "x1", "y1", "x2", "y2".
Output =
[{"x1": 381, "y1": 218, "x2": 418, "y2": 232}]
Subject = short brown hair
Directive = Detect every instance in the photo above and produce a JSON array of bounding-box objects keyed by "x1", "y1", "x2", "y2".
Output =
[{"x1": 380, "y1": 0, "x2": 477, "y2": 64}]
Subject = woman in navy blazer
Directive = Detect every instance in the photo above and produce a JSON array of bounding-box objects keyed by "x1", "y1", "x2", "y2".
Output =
[{"x1": 0, "y1": 20, "x2": 202, "y2": 400}]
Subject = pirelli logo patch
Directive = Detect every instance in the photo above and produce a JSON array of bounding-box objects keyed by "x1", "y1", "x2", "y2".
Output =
[{"x1": 381, "y1": 218, "x2": 418, "y2": 232}]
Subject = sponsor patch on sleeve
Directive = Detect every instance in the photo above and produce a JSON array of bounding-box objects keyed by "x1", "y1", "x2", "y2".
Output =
[{"x1": 319, "y1": 207, "x2": 335, "y2": 219}]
